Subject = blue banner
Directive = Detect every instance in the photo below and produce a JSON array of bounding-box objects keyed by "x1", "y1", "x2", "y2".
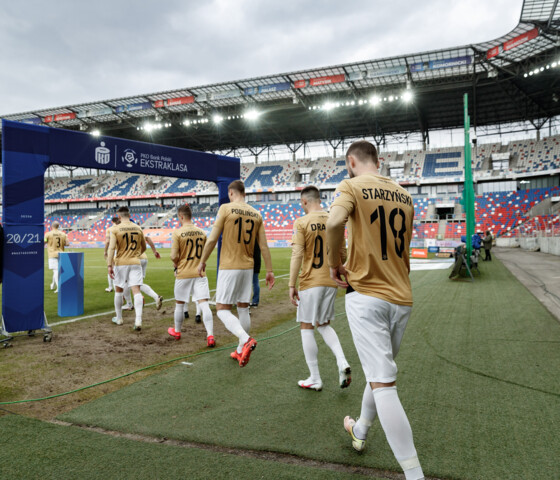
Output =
[
  {"x1": 20, "y1": 117, "x2": 42, "y2": 125},
  {"x1": 115, "y1": 102, "x2": 152, "y2": 114},
  {"x1": 429, "y1": 56, "x2": 472, "y2": 70},
  {"x1": 2, "y1": 120, "x2": 239, "y2": 333},
  {"x1": 58, "y1": 253, "x2": 84, "y2": 317}
]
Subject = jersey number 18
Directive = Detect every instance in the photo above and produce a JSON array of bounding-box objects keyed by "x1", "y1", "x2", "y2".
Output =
[{"x1": 370, "y1": 206, "x2": 407, "y2": 260}]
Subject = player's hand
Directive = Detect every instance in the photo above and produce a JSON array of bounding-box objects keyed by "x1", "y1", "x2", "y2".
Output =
[
  {"x1": 108, "y1": 265, "x2": 115, "y2": 280},
  {"x1": 330, "y1": 264, "x2": 349, "y2": 288},
  {"x1": 289, "y1": 286, "x2": 299, "y2": 306},
  {"x1": 104, "y1": 252, "x2": 108, "y2": 259},
  {"x1": 154, "y1": 251, "x2": 161, "y2": 259},
  {"x1": 197, "y1": 262, "x2": 206, "y2": 277},
  {"x1": 265, "y1": 271, "x2": 275, "y2": 290}
]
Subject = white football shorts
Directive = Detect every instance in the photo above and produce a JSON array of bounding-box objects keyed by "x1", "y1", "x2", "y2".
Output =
[
  {"x1": 216, "y1": 269, "x2": 252, "y2": 305},
  {"x1": 174, "y1": 277, "x2": 210, "y2": 303},
  {"x1": 297, "y1": 286, "x2": 337, "y2": 326},
  {"x1": 113, "y1": 264, "x2": 144, "y2": 289},
  {"x1": 345, "y1": 291, "x2": 411, "y2": 383},
  {"x1": 48, "y1": 258, "x2": 59, "y2": 271},
  {"x1": 140, "y1": 258, "x2": 148, "y2": 278}
]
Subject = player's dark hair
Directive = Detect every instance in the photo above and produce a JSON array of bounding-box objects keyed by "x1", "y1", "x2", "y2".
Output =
[
  {"x1": 301, "y1": 185, "x2": 321, "y2": 202},
  {"x1": 111, "y1": 216, "x2": 119, "y2": 224},
  {"x1": 346, "y1": 140, "x2": 379, "y2": 166},
  {"x1": 228, "y1": 179, "x2": 245, "y2": 195},
  {"x1": 117, "y1": 206, "x2": 130, "y2": 216},
  {"x1": 178, "y1": 204, "x2": 192, "y2": 219}
]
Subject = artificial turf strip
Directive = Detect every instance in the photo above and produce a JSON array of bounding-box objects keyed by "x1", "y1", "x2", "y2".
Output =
[
  {"x1": 0, "y1": 415, "x2": 377, "y2": 480},
  {"x1": 59, "y1": 257, "x2": 560, "y2": 480}
]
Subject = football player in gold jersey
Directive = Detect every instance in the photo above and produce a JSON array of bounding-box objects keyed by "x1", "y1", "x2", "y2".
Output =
[
  {"x1": 169, "y1": 204, "x2": 215, "y2": 347},
  {"x1": 327, "y1": 140, "x2": 424, "y2": 480},
  {"x1": 107, "y1": 206, "x2": 147, "y2": 331},
  {"x1": 104, "y1": 217, "x2": 120, "y2": 292},
  {"x1": 198, "y1": 180, "x2": 274, "y2": 367},
  {"x1": 45, "y1": 222, "x2": 69, "y2": 293},
  {"x1": 289, "y1": 186, "x2": 351, "y2": 391}
]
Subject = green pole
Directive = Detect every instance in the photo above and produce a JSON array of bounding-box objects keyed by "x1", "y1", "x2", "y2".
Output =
[{"x1": 463, "y1": 94, "x2": 475, "y2": 265}]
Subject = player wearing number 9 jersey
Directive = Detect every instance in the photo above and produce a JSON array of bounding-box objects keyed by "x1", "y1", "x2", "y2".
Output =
[
  {"x1": 169, "y1": 204, "x2": 215, "y2": 347},
  {"x1": 327, "y1": 141, "x2": 424, "y2": 480},
  {"x1": 289, "y1": 186, "x2": 351, "y2": 392},
  {"x1": 198, "y1": 180, "x2": 275, "y2": 367},
  {"x1": 107, "y1": 206, "x2": 147, "y2": 331}
]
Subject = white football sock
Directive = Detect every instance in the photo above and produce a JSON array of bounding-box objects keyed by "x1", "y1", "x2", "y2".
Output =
[
  {"x1": 107, "y1": 275, "x2": 113, "y2": 289},
  {"x1": 354, "y1": 384, "x2": 377, "y2": 440},
  {"x1": 174, "y1": 304, "x2": 184, "y2": 332},
  {"x1": 53, "y1": 271, "x2": 58, "y2": 288},
  {"x1": 238, "y1": 307, "x2": 250, "y2": 334},
  {"x1": 140, "y1": 283, "x2": 159, "y2": 301},
  {"x1": 183, "y1": 302, "x2": 189, "y2": 313},
  {"x1": 301, "y1": 329, "x2": 320, "y2": 382},
  {"x1": 217, "y1": 310, "x2": 249, "y2": 351},
  {"x1": 317, "y1": 325, "x2": 348, "y2": 368},
  {"x1": 123, "y1": 286, "x2": 132, "y2": 306},
  {"x1": 134, "y1": 293, "x2": 143, "y2": 324},
  {"x1": 373, "y1": 387, "x2": 423, "y2": 480},
  {"x1": 196, "y1": 302, "x2": 201, "y2": 316},
  {"x1": 200, "y1": 302, "x2": 213, "y2": 336},
  {"x1": 237, "y1": 307, "x2": 251, "y2": 352},
  {"x1": 114, "y1": 292, "x2": 123, "y2": 320}
]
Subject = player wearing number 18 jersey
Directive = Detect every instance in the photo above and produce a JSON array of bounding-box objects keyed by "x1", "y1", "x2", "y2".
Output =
[
  {"x1": 327, "y1": 141, "x2": 423, "y2": 480},
  {"x1": 289, "y1": 186, "x2": 351, "y2": 392},
  {"x1": 107, "y1": 206, "x2": 147, "y2": 331},
  {"x1": 169, "y1": 204, "x2": 215, "y2": 347},
  {"x1": 198, "y1": 180, "x2": 275, "y2": 367}
]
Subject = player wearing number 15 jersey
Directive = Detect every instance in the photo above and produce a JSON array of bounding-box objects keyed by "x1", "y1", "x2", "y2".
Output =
[
  {"x1": 107, "y1": 206, "x2": 147, "y2": 331},
  {"x1": 45, "y1": 222, "x2": 69, "y2": 293},
  {"x1": 198, "y1": 180, "x2": 275, "y2": 367},
  {"x1": 289, "y1": 186, "x2": 351, "y2": 392},
  {"x1": 169, "y1": 204, "x2": 215, "y2": 347},
  {"x1": 327, "y1": 141, "x2": 423, "y2": 480}
]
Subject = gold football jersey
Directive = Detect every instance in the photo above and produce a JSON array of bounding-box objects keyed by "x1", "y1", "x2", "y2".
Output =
[
  {"x1": 171, "y1": 224, "x2": 207, "y2": 279},
  {"x1": 331, "y1": 173, "x2": 414, "y2": 306},
  {"x1": 45, "y1": 230, "x2": 68, "y2": 258},
  {"x1": 211, "y1": 202, "x2": 263, "y2": 270},
  {"x1": 292, "y1": 211, "x2": 337, "y2": 291},
  {"x1": 106, "y1": 220, "x2": 146, "y2": 266}
]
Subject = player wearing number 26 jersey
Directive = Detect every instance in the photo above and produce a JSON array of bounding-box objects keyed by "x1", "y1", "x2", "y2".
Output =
[
  {"x1": 289, "y1": 186, "x2": 351, "y2": 392},
  {"x1": 198, "y1": 180, "x2": 275, "y2": 367},
  {"x1": 169, "y1": 204, "x2": 215, "y2": 346},
  {"x1": 327, "y1": 141, "x2": 423, "y2": 480}
]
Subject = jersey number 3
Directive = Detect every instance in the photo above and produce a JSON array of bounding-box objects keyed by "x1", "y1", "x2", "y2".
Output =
[{"x1": 370, "y1": 206, "x2": 406, "y2": 260}]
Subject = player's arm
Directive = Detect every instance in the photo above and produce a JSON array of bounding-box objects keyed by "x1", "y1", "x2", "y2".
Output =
[
  {"x1": 104, "y1": 230, "x2": 111, "y2": 258},
  {"x1": 106, "y1": 232, "x2": 117, "y2": 278},
  {"x1": 145, "y1": 236, "x2": 160, "y2": 259},
  {"x1": 326, "y1": 205, "x2": 350, "y2": 288},
  {"x1": 64, "y1": 234, "x2": 70, "y2": 247},
  {"x1": 170, "y1": 233, "x2": 180, "y2": 268},
  {"x1": 139, "y1": 230, "x2": 147, "y2": 255},
  {"x1": 198, "y1": 211, "x2": 225, "y2": 276},
  {"x1": 256, "y1": 223, "x2": 275, "y2": 289},
  {"x1": 289, "y1": 243, "x2": 304, "y2": 306}
]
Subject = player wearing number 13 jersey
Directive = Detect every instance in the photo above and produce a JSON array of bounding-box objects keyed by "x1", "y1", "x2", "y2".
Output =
[
  {"x1": 327, "y1": 141, "x2": 424, "y2": 480},
  {"x1": 168, "y1": 204, "x2": 214, "y2": 347},
  {"x1": 289, "y1": 186, "x2": 351, "y2": 392},
  {"x1": 198, "y1": 180, "x2": 275, "y2": 367},
  {"x1": 107, "y1": 206, "x2": 147, "y2": 331}
]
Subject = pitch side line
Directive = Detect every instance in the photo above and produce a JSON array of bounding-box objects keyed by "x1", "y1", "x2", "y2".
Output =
[{"x1": 49, "y1": 273, "x2": 291, "y2": 327}]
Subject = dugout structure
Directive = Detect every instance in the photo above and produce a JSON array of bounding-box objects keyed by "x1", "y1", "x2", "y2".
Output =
[{"x1": 1, "y1": 120, "x2": 239, "y2": 334}]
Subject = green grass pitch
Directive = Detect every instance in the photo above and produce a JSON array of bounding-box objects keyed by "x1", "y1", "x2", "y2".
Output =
[{"x1": 0, "y1": 249, "x2": 559, "y2": 479}]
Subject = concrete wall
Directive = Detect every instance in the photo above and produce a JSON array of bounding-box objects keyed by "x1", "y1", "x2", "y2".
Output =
[{"x1": 508, "y1": 236, "x2": 560, "y2": 256}]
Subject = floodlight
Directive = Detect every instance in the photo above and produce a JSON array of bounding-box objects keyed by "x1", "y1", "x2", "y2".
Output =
[
  {"x1": 524, "y1": 73, "x2": 528, "y2": 78},
  {"x1": 323, "y1": 102, "x2": 335, "y2": 111},
  {"x1": 402, "y1": 90, "x2": 414, "y2": 103},
  {"x1": 370, "y1": 95, "x2": 381, "y2": 105},
  {"x1": 244, "y1": 109, "x2": 260, "y2": 120},
  {"x1": 529, "y1": 71, "x2": 534, "y2": 76},
  {"x1": 553, "y1": 62, "x2": 558, "y2": 68},
  {"x1": 90, "y1": 129, "x2": 101, "y2": 137},
  {"x1": 388, "y1": 95, "x2": 394, "y2": 102}
]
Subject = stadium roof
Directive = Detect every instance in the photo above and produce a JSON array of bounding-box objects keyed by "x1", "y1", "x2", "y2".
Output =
[{"x1": 2, "y1": 0, "x2": 559, "y2": 154}]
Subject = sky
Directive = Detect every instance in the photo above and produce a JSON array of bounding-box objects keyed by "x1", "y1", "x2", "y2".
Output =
[{"x1": 1, "y1": 0, "x2": 523, "y2": 116}]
